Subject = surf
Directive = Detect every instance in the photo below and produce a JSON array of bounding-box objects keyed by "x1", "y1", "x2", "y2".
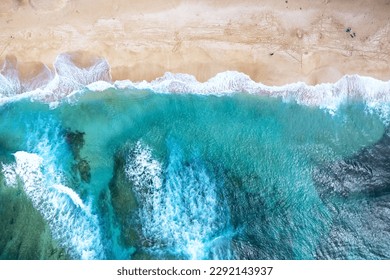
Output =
[
  {"x1": 124, "y1": 141, "x2": 233, "y2": 260},
  {"x1": 1, "y1": 55, "x2": 390, "y2": 260},
  {"x1": 1, "y1": 53, "x2": 390, "y2": 119},
  {"x1": 1, "y1": 117, "x2": 105, "y2": 260}
]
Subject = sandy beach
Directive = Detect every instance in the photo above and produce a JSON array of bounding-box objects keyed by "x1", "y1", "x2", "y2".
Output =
[{"x1": 1, "y1": 0, "x2": 390, "y2": 86}]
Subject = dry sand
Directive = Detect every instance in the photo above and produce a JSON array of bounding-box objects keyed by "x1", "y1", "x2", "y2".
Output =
[{"x1": 1, "y1": 0, "x2": 390, "y2": 86}]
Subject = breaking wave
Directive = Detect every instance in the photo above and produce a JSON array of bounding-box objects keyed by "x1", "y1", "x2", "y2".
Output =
[
  {"x1": 1, "y1": 53, "x2": 390, "y2": 114},
  {"x1": 125, "y1": 141, "x2": 233, "y2": 260},
  {"x1": 1, "y1": 119, "x2": 105, "y2": 259}
]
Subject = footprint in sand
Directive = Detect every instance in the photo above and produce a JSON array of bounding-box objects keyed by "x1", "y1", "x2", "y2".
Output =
[{"x1": 29, "y1": 0, "x2": 69, "y2": 12}]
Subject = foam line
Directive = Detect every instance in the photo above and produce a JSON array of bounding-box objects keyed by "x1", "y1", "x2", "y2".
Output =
[
  {"x1": 1, "y1": 52, "x2": 390, "y2": 113},
  {"x1": 3, "y1": 151, "x2": 105, "y2": 259}
]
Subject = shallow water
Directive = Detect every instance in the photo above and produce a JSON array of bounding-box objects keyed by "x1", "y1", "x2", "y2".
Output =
[{"x1": 0, "y1": 88, "x2": 389, "y2": 259}]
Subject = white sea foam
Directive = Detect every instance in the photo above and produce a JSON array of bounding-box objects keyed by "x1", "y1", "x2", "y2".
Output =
[
  {"x1": 125, "y1": 141, "x2": 232, "y2": 260},
  {"x1": 116, "y1": 72, "x2": 390, "y2": 118},
  {"x1": 125, "y1": 141, "x2": 163, "y2": 190},
  {"x1": 4, "y1": 151, "x2": 105, "y2": 259},
  {"x1": 0, "y1": 117, "x2": 105, "y2": 259},
  {"x1": 23, "y1": 119, "x2": 104, "y2": 258},
  {"x1": 0, "y1": 56, "x2": 21, "y2": 97},
  {"x1": 86, "y1": 80, "x2": 113, "y2": 92},
  {"x1": 53, "y1": 183, "x2": 88, "y2": 211},
  {"x1": 0, "y1": 52, "x2": 111, "y2": 105},
  {"x1": 1, "y1": 52, "x2": 390, "y2": 114},
  {"x1": 90, "y1": 71, "x2": 390, "y2": 116},
  {"x1": 1, "y1": 162, "x2": 18, "y2": 187}
]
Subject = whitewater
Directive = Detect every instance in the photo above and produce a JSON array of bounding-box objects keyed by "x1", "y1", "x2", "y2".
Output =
[
  {"x1": 1, "y1": 53, "x2": 390, "y2": 112},
  {"x1": 1, "y1": 53, "x2": 390, "y2": 260}
]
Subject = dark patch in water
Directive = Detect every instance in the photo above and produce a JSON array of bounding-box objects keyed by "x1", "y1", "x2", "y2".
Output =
[
  {"x1": 222, "y1": 169, "x2": 295, "y2": 259},
  {"x1": 65, "y1": 129, "x2": 91, "y2": 183},
  {"x1": 77, "y1": 159, "x2": 91, "y2": 183},
  {"x1": 65, "y1": 130, "x2": 85, "y2": 157},
  {"x1": 314, "y1": 129, "x2": 390, "y2": 259},
  {"x1": 108, "y1": 146, "x2": 140, "y2": 252}
]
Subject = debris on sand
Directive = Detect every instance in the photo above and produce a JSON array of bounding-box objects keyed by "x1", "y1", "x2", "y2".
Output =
[{"x1": 345, "y1": 27, "x2": 356, "y2": 38}]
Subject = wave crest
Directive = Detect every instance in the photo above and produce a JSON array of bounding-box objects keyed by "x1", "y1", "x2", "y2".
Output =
[{"x1": 1, "y1": 53, "x2": 390, "y2": 113}]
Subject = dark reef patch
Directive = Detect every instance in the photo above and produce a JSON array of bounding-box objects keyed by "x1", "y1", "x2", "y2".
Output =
[
  {"x1": 314, "y1": 129, "x2": 390, "y2": 259},
  {"x1": 65, "y1": 129, "x2": 91, "y2": 183},
  {"x1": 108, "y1": 146, "x2": 140, "y2": 254}
]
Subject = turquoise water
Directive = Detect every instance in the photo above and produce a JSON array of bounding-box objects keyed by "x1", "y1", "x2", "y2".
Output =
[{"x1": 0, "y1": 88, "x2": 389, "y2": 259}]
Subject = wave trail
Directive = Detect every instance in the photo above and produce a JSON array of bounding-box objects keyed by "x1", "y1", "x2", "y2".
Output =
[
  {"x1": 0, "y1": 56, "x2": 21, "y2": 97},
  {"x1": 1, "y1": 117, "x2": 105, "y2": 260},
  {"x1": 2, "y1": 151, "x2": 105, "y2": 259},
  {"x1": 0, "y1": 52, "x2": 111, "y2": 102},
  {"x1": 125, "y1": 141, "x2": 233, "y2": 260},
  {"x1": 1, "y1": 55, "x2": 55, "y2": 96}
]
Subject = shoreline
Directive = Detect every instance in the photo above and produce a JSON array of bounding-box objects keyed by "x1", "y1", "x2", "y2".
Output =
[
  {"x1": 2, "y1": 53, "x2": 390, "y2": 114},
  {"x1": 1, "y1": 0, "x2": 390, "y2": 86}
]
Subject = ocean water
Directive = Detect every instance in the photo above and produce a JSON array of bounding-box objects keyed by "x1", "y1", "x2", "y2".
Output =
[{"x1": 1, "y1": 57, "x2": 390, "y2": 259}]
